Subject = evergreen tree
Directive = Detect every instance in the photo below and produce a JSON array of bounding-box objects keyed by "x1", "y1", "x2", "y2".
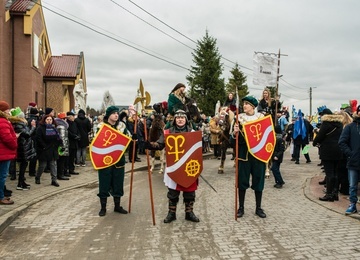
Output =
[
  {"x1": 225, "y1": 63, "x2": 249, "y2": 104},
  {"x1": 186, "y1": 30, "x2": 225, "y2": 116}
]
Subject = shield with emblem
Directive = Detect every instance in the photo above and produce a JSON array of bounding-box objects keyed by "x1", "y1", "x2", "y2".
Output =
[
  {"x1": 165, "y1": 131, "x2": 203, "y2": 188},
  {"x1": 90, "y1": 124, "x2": 131, "y2": 170},
  {"x1": 242, "y1": 115, "x2": 275, "y2": 163}
]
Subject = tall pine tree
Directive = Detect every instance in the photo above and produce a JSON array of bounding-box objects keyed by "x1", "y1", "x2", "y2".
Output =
[
  {"x1": 186, "y1": 31, "x2": 225, "y2": 116},
  {"x1": 225, "y1": 63, "x2": 249, "y2": 104}
]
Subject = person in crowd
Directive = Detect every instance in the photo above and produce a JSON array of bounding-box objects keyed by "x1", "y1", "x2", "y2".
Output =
[
  {"x1": 75, "y1": 109, "x2": 92, "y2": 167},
  {"x1": 272, "y1": 125, "x2": 286, "y2": 188},
  {"x1": 0, "y1": 101, "x2": 18, "y2": 204},
  {"x1": 292, "y1": 112, "x2": 313, "y2": 164},
  {"x1": 223, "y1": 92, "x2": 237, "y2": 112},
  {"x1": 162, "y1": 109, "x2": 200, "y2": 223},
  {"x1": 27, "y1": 107, "x2": 40, "y2": 177},
  {"x1": 277, "y1": 110, "x2": 289, "y2": 136},
  {"x1": 230, "y1": 96, "x2": 267, "y2": 218},
  {"x1": 338, "y1": 105, "x2": 360, "y2": 215},
  {"x1": 336, "y1": 110, "x2": 353, "y2": 195},
  {"x1": 35, "y1": 115, "x2": 62, "y2": 187},
  {"x1": 55, "y1": 112, "x2": 70, "y2": 181},
  {"x1": 97, "y1": 106, "x2": 131, "y2": 216},
  {"x1": 209, "y1": 115, "x2": 221, "y2": 159},
  {"x1": 127, "y1": 113, "x2": 142, "y2": 163},
  {"x1": 66, "y1": 111, "x2": 80, "y2": 175},
  {"x1": 257, "y1": 88, "x2": 281, "y2": 123},
  {"x1": 167, "y1": 83, "x2": 186, "y2": 116},
  {"x1": 313, "y1": 109, "x2": 343, "y2": 201},
  {"x1": 9, "y1": 108, "x2": 36, "y2": 190}
]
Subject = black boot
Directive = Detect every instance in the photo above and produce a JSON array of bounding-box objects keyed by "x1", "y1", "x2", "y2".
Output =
[
  {"x1": 164, "y1": 200, "x2": 177, "y2": 223},
  {"x1": 114, "y1": 197, "x2": 128, "y2": 214},
  {"x1": 319, "y1": 194, "x2": 335, "y2": 201},
  {"x1": 185, "y1": 201, "x2": 200, "y2": 222},
  {"x1": 237, "y1": 189, "x2": 246, "y2": 218},
  {"x1": 99, "y1": 197, "x2": 107, "y2": 216},
  {"x1": 255, "y1": 191, "x2": 266, "y2": 218}
]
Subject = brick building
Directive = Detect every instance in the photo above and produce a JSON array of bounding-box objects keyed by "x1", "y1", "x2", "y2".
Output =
[{"x1": 0, "y1": 0, "x2": 86, "y2": 114}]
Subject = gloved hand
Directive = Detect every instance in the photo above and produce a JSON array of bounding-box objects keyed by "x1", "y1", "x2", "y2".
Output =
[{"x1": 132, "y1": 133, "x2": 138, "y2": 140}]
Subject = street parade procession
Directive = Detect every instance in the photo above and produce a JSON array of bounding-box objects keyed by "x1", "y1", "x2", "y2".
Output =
[{"x1": 1, "y1": 1, "x2": 360, "y2": 259}]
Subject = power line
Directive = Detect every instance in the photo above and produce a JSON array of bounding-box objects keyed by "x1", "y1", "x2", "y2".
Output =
[{"x1": 37, "y1": 2, "x2": 190, "y2": 71}]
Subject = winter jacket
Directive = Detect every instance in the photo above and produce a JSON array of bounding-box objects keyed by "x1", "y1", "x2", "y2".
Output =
[
  {"x1": 9, "y1": 116, "x2": 36, "y2": 161},
  {"x1": 313, "y1": 114, "x2": 344, "y2": 161},
  {"x1": 36, "y1": 123, "x2": 62, "y2": 161},
  {"x1": 74, "y1": 110, "x2": 92, "y2": 148},
  {"x1": 0, "y1": 111, "x2": 18, "y2": 161},
  {"x1": 55, "y1": 118, "x2": 69, "y2": 156},
  {"x1": 338, "y1": 116, "x2": 360, "y2": 170},
  {"x1": 272, "y1": 134, "x2": 285, "y2": 163},
  {"x1": 67, "y1": 119, "x2": 80, "y2": 150}
]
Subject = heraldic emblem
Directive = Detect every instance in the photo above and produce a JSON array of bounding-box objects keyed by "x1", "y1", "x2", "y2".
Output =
[
  {"x1": 90, "y1": 124, "x2": 131, "y2": 170},
  {"x1": 165, "y1": 131, "x2": 203, "y2": 188},
  {"x1": 242, "y1": 115, "x2": 275, "y2": 163}
]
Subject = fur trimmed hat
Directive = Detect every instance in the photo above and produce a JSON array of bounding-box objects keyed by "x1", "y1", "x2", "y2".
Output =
[
  {"x1": 0, "y1": 101, "x2": 10, "y2": 112},
  {"x1": 105, "y1": 106, "x2": 119, "y2": 118},
  {"x1": 242, "y1": 96, "x2": 258, "y2": 108}
]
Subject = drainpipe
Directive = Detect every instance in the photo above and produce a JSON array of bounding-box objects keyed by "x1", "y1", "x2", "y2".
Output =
[{"x1": 11, "y1": 16, "x2": 15, "y2": 107}]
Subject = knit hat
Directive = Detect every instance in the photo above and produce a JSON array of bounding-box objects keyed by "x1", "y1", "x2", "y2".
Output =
[
  {"x1": 105, "y1": 106, "x2": 119, "y2": 118},
  {"x1": 11, "y1": 107, "x2": 22, "y2": 117},
  {"x1": 28, "y1": 102, "x2": 37, "y2": 107},
  {"x1": 57, "y1": 112, "x2": 67, "y2": 119},
  {"x1": 29, "y1": 107, "x2": 39, "y2": 115},
  {"x1": 242, "y1": 96, "x2": 258, "y2": 108},
  {"x1": 0, "y1": 101, "x2": 10, "y2": 112},
  {"x1": 45, "y1": 107, "x2": 53, "y2": 115},
  {"x1": 319, "y1": 108, "x2": 332, "y2": 116}
]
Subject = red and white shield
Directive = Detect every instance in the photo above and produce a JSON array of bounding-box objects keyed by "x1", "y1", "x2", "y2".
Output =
[
  {"x1": 165, "y1": 131, "x2": 203, "y2": 188},
  {"x1": 242, "y1": 115, "x2": 275, "y2": 163},
  {"x1": 90, "y1": 124, "x2": 131, "y2": 170}
]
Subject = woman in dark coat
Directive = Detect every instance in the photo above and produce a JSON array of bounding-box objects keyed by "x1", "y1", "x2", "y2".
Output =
[
  {"x1": 35, "y1": 115, "x2": 62, "y2": 187},
  {"x1": 313, "y1": 109, "x2": 343, "y2": 201},
  {"x1": 9, "y1": 112, "x2": 36, "y2": 190}
]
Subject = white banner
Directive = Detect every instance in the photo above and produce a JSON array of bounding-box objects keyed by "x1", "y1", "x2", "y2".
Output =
[{"x1": 253, "y1": 53, "x2": 278, "y2": 86}]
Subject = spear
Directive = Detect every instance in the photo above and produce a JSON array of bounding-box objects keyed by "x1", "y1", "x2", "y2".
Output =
[
  {"x1": 235, "y1": 85, "x2": 240, "y2": 221},
  {"x1": 128, "y1": 108, "x2": 137, "y2": 213},
  {"x1": 142, "y1": 117, "x2": 156, "y2": 225}
]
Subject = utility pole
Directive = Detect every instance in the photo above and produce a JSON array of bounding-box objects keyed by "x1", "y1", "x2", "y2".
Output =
[{"x1": 309, "y1": 87, "x2": 312, "y2": 118}]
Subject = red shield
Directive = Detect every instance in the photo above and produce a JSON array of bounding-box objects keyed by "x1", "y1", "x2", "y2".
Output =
[
  {"x1": 242, "y1": 115, "x2": 275, "y2": 163},
  {"x1": 165, "y1": 131, "x2": 203, "y2": 188},
  {"x1": 90, "y1": 124, "x2": 131, "y2": 170}
]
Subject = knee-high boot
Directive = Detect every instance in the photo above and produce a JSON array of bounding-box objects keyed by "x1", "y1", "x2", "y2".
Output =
[
  {"x1": 164, "y1": 200, "x2": 177, "y2": 223},
  {"x1": 185, "y1": 201, "x2": 200, "y2": 222},
  {"x1": 255, "y1": 191, "x2": 266, "y2": 218},
  {"x1": 114, "y1": 197, "x2": 128, "y2": 214},
  {"x1": 99, "y1": 197, "x2": 107, "y2": 216},
  {"x1": 237, "y1": 189, "x2": 246, "y2": 217}
]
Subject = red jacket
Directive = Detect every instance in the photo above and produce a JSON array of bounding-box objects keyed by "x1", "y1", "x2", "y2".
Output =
[{"x1": 0, "y1": 112, "x2": 18, "y2": 161}]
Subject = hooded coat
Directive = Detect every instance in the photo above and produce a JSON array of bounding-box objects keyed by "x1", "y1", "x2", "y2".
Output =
[
  {"x1": 0, "y1": 111, "x2": 18, "y2": 161},
  {"x1": 74, "y1": 109, "x2": 92, "y2": 148},
  {"x1": 338, "y1": 115, "x2": 360, "y2": 170},
  {"x1": 313, "y1": 114, "x2": 343, "y2": 161},
  {"x1": 9, "y1": 116, "x2": 36, "y2": 161}
]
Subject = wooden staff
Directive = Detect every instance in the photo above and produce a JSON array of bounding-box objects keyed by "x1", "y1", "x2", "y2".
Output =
[
  {"x1": 128, "y1": 111, "x2": 137, "y2": 213},
  {"x1": 142, "y1": 117, "x2": 156, "y2": 225},
  {"x1": 235, "y1": 87, "x2": 240, "y2": 221}
]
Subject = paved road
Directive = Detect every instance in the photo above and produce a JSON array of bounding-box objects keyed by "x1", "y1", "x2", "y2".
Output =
[{"x1": 0, "y1": 148, "x2": 360, "y2": 259}]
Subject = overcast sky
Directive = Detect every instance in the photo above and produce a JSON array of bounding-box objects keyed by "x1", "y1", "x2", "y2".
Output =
[{"x1": 42, "y1": 0, "x2": 360, "y2": 115}]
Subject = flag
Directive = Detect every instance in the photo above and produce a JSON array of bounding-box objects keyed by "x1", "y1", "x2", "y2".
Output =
[{"x1": 253, "y1": 53, "x2": 278, "y2": 86}]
